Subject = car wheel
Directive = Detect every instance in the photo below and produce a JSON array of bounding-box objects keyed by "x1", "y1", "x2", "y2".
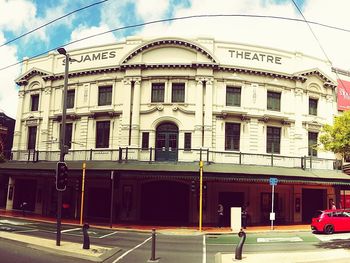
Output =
[{"x1": 324, "y1": 224, "x2": 334, "y2": 234}]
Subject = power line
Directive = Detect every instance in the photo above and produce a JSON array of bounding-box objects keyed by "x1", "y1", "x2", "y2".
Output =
[
  {"x1": 2, "y1": 13, "x2": 350, "y2": 72},
  {"x1": 0, "y1": 0, "x2": 109, "y2": 48}
]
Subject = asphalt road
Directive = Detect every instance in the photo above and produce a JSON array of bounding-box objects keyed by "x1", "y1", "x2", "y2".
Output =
[{"x1": 1, "y1": 217, "x2": 350, "y2": 263}]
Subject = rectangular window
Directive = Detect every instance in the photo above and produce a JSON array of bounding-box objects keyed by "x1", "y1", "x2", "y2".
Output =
[
  {"x1": 309, "y1": 98, "x2": 318, "y2": 115},
  {"x1": 96, "y1": 121, "x2": 110, "y2": 148},
  {"x1": 226, "y1": 86, "x2": 241, "y2": 106},
  {"x1": 31, "y1": 94, "x2": 39, "y2": 111},
  {"x1": 142, "y1": 132, "x2": 149, "y2": 149},
  {"x1": 151, "y1": 83, "x2": 165, "y2": 102},
  {"x1": 184, "y1": 132, "x2": 192, "y2": 150},
  {"x1": 98, "y1": 85, "x2": 112, "y2": 106},
  {"x1": 60, "y1": 123, "x2": 73, "y2": 149},
  {"x1": 267, "y1": 91, "x2": 281, "y2": 111},
  {"x1": 172, "y1": 83, "x2": 185, "y2": 103},
  {"x1": 27, "y1": 126, "x2": 37, "y2": 150},
  {"x1": 225, "y1": 123, "x2": 240, "y2": 150},
  {"x1": 267, "y1": 126, "x2": 281, "y2": 154},
  {"x1": 67, "y1": 90, "x2": 75, "y2": 109},
  {"x1": 308, "y1": 132, "x2": 318, "y2": 157}
]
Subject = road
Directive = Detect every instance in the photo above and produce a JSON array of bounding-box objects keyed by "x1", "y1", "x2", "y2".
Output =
[{"x1": 1, "y1": 217, "x2": 350, "y2": 262}]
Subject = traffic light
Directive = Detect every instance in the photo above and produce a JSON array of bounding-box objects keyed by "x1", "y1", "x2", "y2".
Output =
[{"x1": 56, "y1": 162, "x2": 68, "y2": 191}]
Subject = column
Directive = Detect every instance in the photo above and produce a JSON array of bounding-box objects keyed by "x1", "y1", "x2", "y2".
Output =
[
  {"x1": 194, "y1": 79, "x2": 204, "y2": 148},
  {"x1": 38, "y1": 85, "x2": 52, "y2": 150},
  {"x1": 204, "y1": 78, "x2": 213, "y2": 149},
  {"x1": 12, "y1": 91, "x2": 24, "y2": 153},
  {"x1": 6, "y1": 177, "x2": 15, "y2": 210},
  {"x1": 121, "y1": 79, "x2": 132, "y2": 146},
  {"x1": 131, "y1": 78, "x2": 141, "y2": 147}
]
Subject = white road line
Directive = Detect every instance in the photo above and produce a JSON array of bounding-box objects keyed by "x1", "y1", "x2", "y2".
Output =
[
  {"x1": 15, "y1": 229, "x2": 39, "y2": 233},
  {"x1": 99, "y1": 231, "x2": 118, "y2": 239},
  {"x1": 203, "y1": 235, "x2": 207, "y2": 263},
  {"x1": 112, "y1": 236, "x2": 152, "y2": 263},
  {"x1": 61, "y1": 227, "x2": 81, "y2": 233}
]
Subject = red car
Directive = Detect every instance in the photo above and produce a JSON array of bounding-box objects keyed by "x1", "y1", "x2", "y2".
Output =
[{"x1": 311, "y1": 209, "x2": 350, "y2": 234}]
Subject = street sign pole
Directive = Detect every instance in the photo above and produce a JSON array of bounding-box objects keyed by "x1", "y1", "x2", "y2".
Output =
[
  {"x1": 271, "y1": 184, "x2": 275, "y2": 230},
  {"x1": 199, "y1": 161, "x2": 203, "y2": 232}
]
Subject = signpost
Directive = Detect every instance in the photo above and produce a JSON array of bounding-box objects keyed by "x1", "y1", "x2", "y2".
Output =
[
  {"x1": 199, "y1": 161, "x2": 204, "y2": 232},
  {"x1": 269, "y1": 177, "x2": 278, "y2": 230}
]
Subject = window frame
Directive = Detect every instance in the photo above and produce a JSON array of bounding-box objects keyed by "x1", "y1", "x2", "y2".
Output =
[
  {"x1": 225, "y1": 123, "x2": 241, "y2": 151},
  {"x1": 267, "y1": 91, "x2": 281, "y2": 111},
  {"x1": 141, "y1": 132, "x2": 149, "y2": 150},
  {"x1": 151, "y1": 83, "x2": 165, "y2": 103},
  {"x1": 171, "y1": 83, "x2": 185, "y2": 103},
  {"x1": 226, "y1": 86, "x2": 241, "y2": 106},
  {"x1": 309, "y1": 98, "x2": 318, "y2": 116},
  {"x1": 184, "y1": 132, "x2": 192, "y2": 151},
  {"x1": 60, "y1": 123, "x2": 73, "y2": 149},
  {"x1": 98, "y1": 85, "x2": 112, "y2": 106},
  {"x1": 31, "y1": 94, "x2": 39, "y2": 111},
  {"x1": 95, "y1": 121, "x2": 110, "y2": 148},
  {"x1": 66, "y1": 90, "x2": 75, "y2": 109},
  {"x1": 266, "y1": 126, "x2": 281, "y2": 154},
  {"x1": 27, "y1": 126, "x2": 37, "y2": 150},
  {"x1": 308, "y1": 131, "x2": 318, "y2": 157}
]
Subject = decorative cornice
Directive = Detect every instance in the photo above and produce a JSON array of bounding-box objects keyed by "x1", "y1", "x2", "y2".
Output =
[
  {"x1": 16, "y1": 68, "x2": 51, "y2": 86},
  {"x1": 121, "y1": 38, "x2": 217, "y2": 64}
]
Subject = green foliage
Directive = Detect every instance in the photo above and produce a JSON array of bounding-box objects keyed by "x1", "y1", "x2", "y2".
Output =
[{"x1": 319, "y1": 110, "x2": 350, "y2": 158}]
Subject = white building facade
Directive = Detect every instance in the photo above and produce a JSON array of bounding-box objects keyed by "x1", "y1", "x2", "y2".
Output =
[{"x1": 2, "y1": 37, "x2": 350, "y2": 226}]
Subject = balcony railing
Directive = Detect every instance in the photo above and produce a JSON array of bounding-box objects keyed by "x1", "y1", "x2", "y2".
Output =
[{"x1": 8, "y1": 147, "x2": 341, "y2": 171}]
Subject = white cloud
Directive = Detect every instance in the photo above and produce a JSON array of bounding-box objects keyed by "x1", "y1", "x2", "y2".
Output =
[
  {"x1": 135, "y1": 0, "x2": 169, "y2": 20},
  {"x1": 68, "y1": 24, "x2": 117, "y2": 50},
  {"x1": 136, "y1": 0, "x2": 350, "y2": 70},
  {"x1": 0, "y1": 33, "x2": 19, "y2": 118}
]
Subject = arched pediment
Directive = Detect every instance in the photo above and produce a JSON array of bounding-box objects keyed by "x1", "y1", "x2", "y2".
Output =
[
  {"x1": 121, "y1": 38, "x2": 217, "y2": 65},
  {"x1": 15, "y1": 68, "x2": 52, "y2": 86}
]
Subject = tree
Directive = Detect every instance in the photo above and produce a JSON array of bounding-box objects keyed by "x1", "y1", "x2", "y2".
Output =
[{"x1": 319, "y1": 110, "x2": 350, "y2": 159}]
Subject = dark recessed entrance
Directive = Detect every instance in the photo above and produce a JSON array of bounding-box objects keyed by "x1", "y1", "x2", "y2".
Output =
[
  {"x1": 302, "y1": 188, "x2": 326, "y2": 223},
  {"x1": 13, "y1": 179, "x2": 37, "y2": 212},
  {"x1": 140, "y1": 181, "x2": 188, "y2": 225},
  {"x1": 155, "y1": 122, "x2": 178, "y2": 162},
  {"x1": 218, "y1": 192, "x2": 244, "y2": 226}
]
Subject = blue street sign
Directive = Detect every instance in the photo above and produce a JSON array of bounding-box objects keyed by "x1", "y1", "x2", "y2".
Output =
[{"x1": 269, "y1": 177, "x2": 278, "y2": 186}]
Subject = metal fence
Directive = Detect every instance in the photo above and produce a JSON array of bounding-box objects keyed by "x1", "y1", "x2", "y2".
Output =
[{"x1": 8, "y1": 147, "x2": 340, "y2": 171}]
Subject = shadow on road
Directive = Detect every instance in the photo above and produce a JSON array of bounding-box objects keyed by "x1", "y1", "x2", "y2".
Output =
[{"x1": 316, "y1": 239, "x2": 350, "y2": 250}]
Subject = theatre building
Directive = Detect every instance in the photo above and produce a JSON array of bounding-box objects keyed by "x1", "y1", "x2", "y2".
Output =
[{"x1": 1, "y1": 36, "x2": 350, "y2": 226}]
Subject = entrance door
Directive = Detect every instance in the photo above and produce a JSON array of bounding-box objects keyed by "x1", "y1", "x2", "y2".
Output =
[
  {"x1": 218, "y1": 192, "x2": 244, "y2": 226},
  {"x1": 302, "y1": 189, "x2": 326, "y2": 223},
  {"x1": 155, "y1": 123, "x2": 178, "y2": 161}
]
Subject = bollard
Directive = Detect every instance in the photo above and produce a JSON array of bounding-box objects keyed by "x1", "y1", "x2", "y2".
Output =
[
  {"x1": 82, "y1": 223, "x2": 90, "y2": 249},
  {"x1": 148, "y1": 228, "x2": 158, "y2": 262},
  {"x1": 235, "y1": 229, "x2": 246, "y2": 260}
]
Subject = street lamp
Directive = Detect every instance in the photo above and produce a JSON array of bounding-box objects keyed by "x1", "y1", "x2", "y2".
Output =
[{"x1": 56, "y1": 47, "x2": 70, "y2": 246}]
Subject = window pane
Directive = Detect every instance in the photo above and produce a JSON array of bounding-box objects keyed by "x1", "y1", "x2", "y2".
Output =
[
  {"x1": 151, "y1": 83, "x2": 165, "y2": 102},
  {"x1": 226, "y1": 86, "x2": 241, "y2": 106},
  {"x1": 225, "y1": 123, "x2": 240, "y2": 150},
  {"x1": 60, "y1": 123, "x2": 73, "y2": 149},
  {"x1": 98, "y1": 86, "x2": 112, "y2": 106},
  {"x1": 308, "y1": 132, "x2": 318, "y2": 156},
  {"x1": 172, "y1": 83, "x2": 185, "y2": 102},
  {"x1": 31, "y1": 95, "x2": 39, "y2": 111},
  {"x1": 309, "y1": 98, "x2": 318, "y2": 115},
  {"x1": 27, "y1": 126, "x2": 37, "y2": 150},
  {"x1": 184, "y1": 132, "x2": 191, "y2": 150},
  {"x1": 67, "y1": 90, "x2": 75, "y2": 109},
  {"x1": 142, "y1": 132, "x2": 149, "y2": 149},
  {"x1": 96, "y1": 121, "x2": 110, "y2": 148},
  {"x1": 267, "y1": 126, "x2": 281, "y2": 154},
  {"x1": 267, "y1": 91, "x2": 281, "y2": 111}
]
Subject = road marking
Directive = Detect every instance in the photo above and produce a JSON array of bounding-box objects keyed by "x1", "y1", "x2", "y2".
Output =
[
  {"x1": 112, "y1": 236, "x2": 152, "y2": 263},
  {"x1": 257, "y1": 237, "x2": 303, "y2": 243},
  {"x1": 203, "y1": 235, "x2": 206, "y2": 263},
  {"x1": 61, "y1": 227, "x2": 81, "y2": 233},
  {"x1": 99, "y1": 231, "x2": 118, "y2": 239},
  {"x1": 15, "y1": 229, "x2": 39, "y2": 233},
  {"x1": 0, "y1": 219, "x2": 33, "y2": 226},
  {"x1": 315, "y1": 233, "x2": 350, "y2": 241}
]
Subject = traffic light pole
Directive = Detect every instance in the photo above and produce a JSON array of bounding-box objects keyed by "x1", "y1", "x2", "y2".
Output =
[{"x1": 56, "y1": 49, "x2": 69, "y2": 246}]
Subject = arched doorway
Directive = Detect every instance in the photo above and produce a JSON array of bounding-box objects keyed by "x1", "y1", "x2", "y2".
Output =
[
  {"x1": 155, "y1": 122, "x2": 178, "y2": 161},
  {"x1": 140, "y1": 181, "x2": 189, "y2": 225}
]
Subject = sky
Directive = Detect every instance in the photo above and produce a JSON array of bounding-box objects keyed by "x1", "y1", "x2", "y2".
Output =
[{"x1": 1, "y1": 0, "x2": 350, "y2": 118}]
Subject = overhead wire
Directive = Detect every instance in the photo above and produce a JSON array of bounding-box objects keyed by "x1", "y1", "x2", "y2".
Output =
[
  {"x1": 0, "y1": 0, "x2": 109, "y2": 48},
  {"x1": 2, "y1": 13, "x2": 350, "y2": 72}
]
